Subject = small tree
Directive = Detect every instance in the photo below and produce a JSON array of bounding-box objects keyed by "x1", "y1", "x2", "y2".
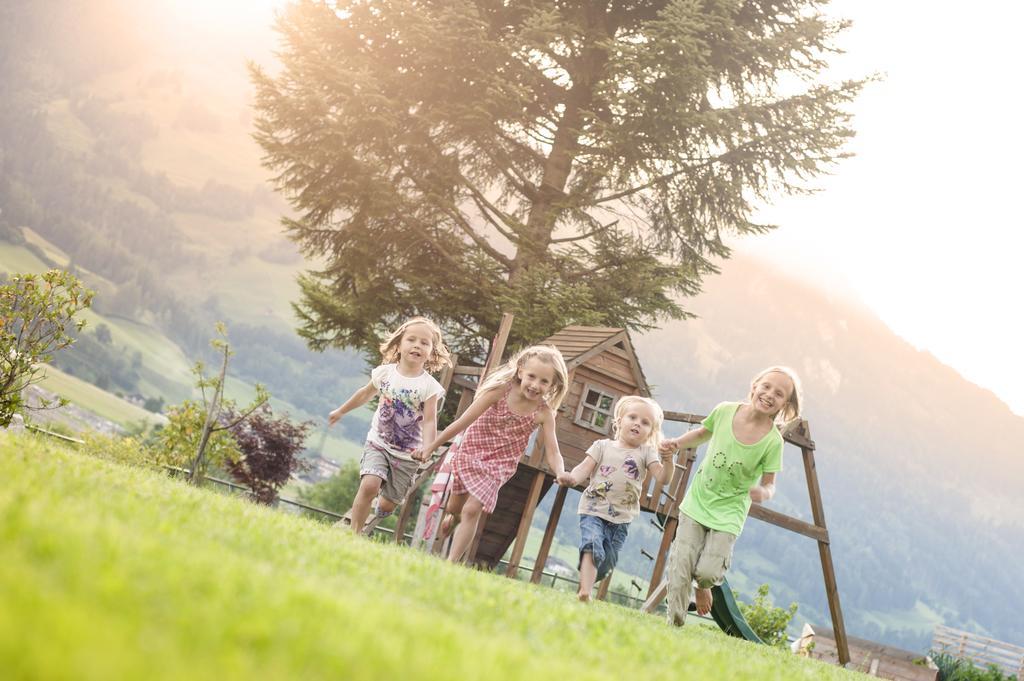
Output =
[
  {"x1": 0, "y1": 269, "x2": 93, "y2": 426},
  {"x1": 737, "y1": 583, "x2": 798, "y2": 647},
  {"x1": 252, "y1": 0, "x2": 867, "y2": 358},
  {"x1": 186, "y1": 323, "x2": 269, "y2": 485},
  {"x1": 158, "y1": 399, "x2": 240, "y2": 471},
  {"x1": 223, "y1": 404, "x2": 313, "y2": 505}
]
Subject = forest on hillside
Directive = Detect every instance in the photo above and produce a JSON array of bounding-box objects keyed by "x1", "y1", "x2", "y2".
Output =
[{"x1": 0, "y1": 1, "x2": 368, "y2": 435}]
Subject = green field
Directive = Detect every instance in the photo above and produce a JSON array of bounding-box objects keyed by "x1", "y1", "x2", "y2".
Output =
[
  {"x1": 1, "y1": 228, "x2": 361, "y2": 461},
  {"x1": 0, "y1": 433, "x2": 863, "y2": 681},
  {"x1": 35, "y1": 366, "x2": 167, "y2": 430}
]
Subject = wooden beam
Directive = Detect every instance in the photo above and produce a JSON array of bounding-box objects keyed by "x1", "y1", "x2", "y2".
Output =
[
  {"x1": 748, "y1": 504, "x2": 830, "y2": 544},
  {"x1": 648, "y1": 515, "x2": 677, "y2": 599},
  {"x1": 662, "y1": 410, "x2": 705, "y2": 426},
  {"x1": 642, "y1": 580, "x2": 667, "y2": 613},
  {"x1": 531, "y1": 485, "x2": 567, "y2": 584},
  {"x1": 454, "y1": 385, "x2": 475, "y2": 418},
  {"x1": 438, "y1": 353, "x2": 458, "y2": 392},
  {"x1": 506, "y1": 471, "x2": 547, "y2": 579},
  {"x1": 453, "y1": 364, "x2": 483, "y2": 376},
  {"x1": 801, "y1": 422, "x2": 850, "y2": 666},
  {"x1": 646, "y1": 448, "x2": 694, "y2": 597},
  {"x1": 596, "y1": 572, "x2": 612, "y2": 601}
]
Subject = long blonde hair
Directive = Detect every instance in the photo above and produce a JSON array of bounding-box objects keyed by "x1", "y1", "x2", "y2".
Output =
[
  {"x1": 748, "y1": 365, "x2": 803, "y2": 427},
  {"x1": 611, "y1": 395, "x2": 664, "y2": 451},
  {"x1": 476, "y1": 345, "x2": 569, "y2": 411},
  {"x1": 379, "y1": 317, "x2": 452, "y2": 373}
]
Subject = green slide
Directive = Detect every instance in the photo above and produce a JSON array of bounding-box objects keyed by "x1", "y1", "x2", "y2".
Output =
[{"x1": 708, "y1": 579, "x2": 765, "y2": 644}]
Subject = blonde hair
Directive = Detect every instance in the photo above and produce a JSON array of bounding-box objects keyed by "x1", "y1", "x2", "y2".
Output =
[
  {"x1": 379, "y1": 317, "x2": 452, "y2": 373},
  {"x1": 476, "y1": 345, "x2": 569, "y2": 411},
  {"x1": 611, "y1": 395, "x2": 664, "y2": 451},
  {"x1": 748, "y1": 365, "x2": 803, "y2": 427}
]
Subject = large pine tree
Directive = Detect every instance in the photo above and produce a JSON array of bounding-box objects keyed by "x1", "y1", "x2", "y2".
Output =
[{"x1": 251, "y1": 0, "x2": 863, "y2": 358}]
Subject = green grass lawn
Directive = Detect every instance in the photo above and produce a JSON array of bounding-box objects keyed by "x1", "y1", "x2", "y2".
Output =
[{"x1": 0, "y1": 433, "x2": 864, "y2": 681}]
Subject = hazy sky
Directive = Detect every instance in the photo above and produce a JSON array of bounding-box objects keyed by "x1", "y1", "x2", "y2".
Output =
[{"x1": 736, "y1": 1, "x2": 1024, "y2": 415}]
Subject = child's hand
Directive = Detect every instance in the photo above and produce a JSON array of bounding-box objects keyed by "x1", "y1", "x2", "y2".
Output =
[
  {"x1": 748, "y1": 485, "x2": 768, "y2": 503},
  {"x1": 411, "y1": 447, "x2": 429, "y2": 462},
  {"x1": 658, "y1": 437, "x2": 678, "y2": 455},
  {"x1": 327, "y1": 408, "x2": 343, "y2": 427},
  {"x1": 556, "y1": 471, "x2": 575, "y2": 487}
]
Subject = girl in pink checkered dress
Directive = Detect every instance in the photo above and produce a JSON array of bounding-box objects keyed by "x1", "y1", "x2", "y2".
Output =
[{"x1": 416, "y1": 345, "x2": 572, "y2": 563}]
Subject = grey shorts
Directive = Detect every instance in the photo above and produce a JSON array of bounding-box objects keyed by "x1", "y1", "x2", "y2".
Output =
[{"x1": 359, "y1": 442, "x2": 419, "y2": 503}]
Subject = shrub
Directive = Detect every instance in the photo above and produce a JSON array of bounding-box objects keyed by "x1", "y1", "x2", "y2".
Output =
[
  {"x1": 737, "y1": 583, "x2": 798, "y2": 647},
  {"x1": 222, "y1": 404, "x2": 312, "y2": 505},
  {"x1": 931, "y1": 651, "x2": 1016, "y2": 681},
  {"x1": 0, "y1": 269, "x2": 93, "y2": 426},
  {"x1": 156, "y1": 400, "x2": 240, "y2": 471}
]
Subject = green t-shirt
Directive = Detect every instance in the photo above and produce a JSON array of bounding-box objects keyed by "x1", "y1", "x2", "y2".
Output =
[{"x1": 679, "y1": 402, "x2": 783, "y2": 536}]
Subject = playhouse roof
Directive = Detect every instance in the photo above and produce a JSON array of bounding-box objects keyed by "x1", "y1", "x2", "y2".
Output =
[{"x1": 540, "y1": 326, "x2": 650, "y2": 396}]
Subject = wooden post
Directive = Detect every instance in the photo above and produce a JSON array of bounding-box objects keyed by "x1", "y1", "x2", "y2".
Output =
[
  {"x1": 596, "y1": 573, "x2": 612, "y2": 601},
  {"x1": 647, "y1": 515, "x2": 677, "y2": 599},
  {"x1": 647, "y1": 448, "x2": 695, "y2": 599},
  {"x1": 454, "y1": 388, "x2": 474, "y2": 419},
  {"x1": 506, "y1": 470, "x2": 546, "y2": 578},
  {"x1": 438, "y1": 352, "x2": 458, "y2": 392},
  {"x1": 800, "y1": 421, "x2": 850, "y2": 667},
  {"x1": 482, "y1": 313, "x2": 514, "y2": 379},
  {"x1": 531, "y1": 485, "x2": 567, "y2": 584}
]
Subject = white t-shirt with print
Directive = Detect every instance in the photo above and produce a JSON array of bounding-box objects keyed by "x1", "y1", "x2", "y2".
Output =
[
  {"x1": 577, "y1": 438, "x2": 661, "y2": 524},
  {"x1": 366, "y1": 363, "x2": 445, "y2": 460}
]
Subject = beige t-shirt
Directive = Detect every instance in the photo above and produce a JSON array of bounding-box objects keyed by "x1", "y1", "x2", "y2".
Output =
[{"x1": 577, "y1": 439, "x2": 661, "y2": 524}]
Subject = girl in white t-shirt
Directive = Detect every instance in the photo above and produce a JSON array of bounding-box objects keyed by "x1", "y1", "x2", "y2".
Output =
[
  {"x1": 328, "y1": 317, "x2": 451, "y2": 533},
  {"x1": 560, "y1": 396, "x2": 670, "y2": 601}
]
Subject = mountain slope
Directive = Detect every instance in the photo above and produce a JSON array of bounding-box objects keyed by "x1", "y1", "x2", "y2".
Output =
[{"x1": 633, "y1": 254, "x2": 1024, "y2": 650}]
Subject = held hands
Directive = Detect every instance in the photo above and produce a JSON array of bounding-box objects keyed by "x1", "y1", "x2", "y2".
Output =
[
  {"x1": 748, "y1": 485, "x2": 769, "y2": 503},
  {"x1": 411, "y1": 446, "x2": 432, "y2": 463},
  {"x1": 658, "y1": 436, "x2": 680, "y2": 456},
  {"x1": 556, "y1": 471, "x2": 575, "y2": 487}
]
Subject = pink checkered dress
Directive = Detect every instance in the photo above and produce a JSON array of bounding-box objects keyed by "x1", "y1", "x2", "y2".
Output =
[{"x1": 450, "y1": 387, "x2": 542, "y2": 513}]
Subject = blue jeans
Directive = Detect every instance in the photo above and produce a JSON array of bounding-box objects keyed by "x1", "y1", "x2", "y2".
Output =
[{"x1": 579, "y1": 514, "x2": 629, "y2": 581}]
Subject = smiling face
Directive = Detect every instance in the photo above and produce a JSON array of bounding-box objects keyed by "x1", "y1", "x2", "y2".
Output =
[
  {"x1": 516, "y1": 357, "x2": 556, "y2": 403},
  {"x1": 749, "y1": 371, "x2": 795, "y2": 419},
  {"x1": 616, "y1": 400, "x2": 658, "y2": 448},
  {"x1": 398, "y1": 322, "x2": 435, "y2": 369}
]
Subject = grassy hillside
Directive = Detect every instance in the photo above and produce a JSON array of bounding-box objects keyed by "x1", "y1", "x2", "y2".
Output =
[
  {"x1": 0, "y1": 235, "x2": 361, "y2": 462},
  {"x1": 0, "y1": 433, "x2": 862, "y2": 681},
  {"x1": 35, "y1": 366, "x2": 166, "y2": 430}
]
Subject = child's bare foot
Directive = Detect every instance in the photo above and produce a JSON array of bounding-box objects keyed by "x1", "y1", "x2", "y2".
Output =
[
  {"x1": 577, "y1": 592, "x2": 590, "y2": 603},
  {"x1": 439, "y1": 513, "x2": 456, "y2": 538},
  {"x1": 695, "y1": 587, "x2": 713, "y2": 616}
]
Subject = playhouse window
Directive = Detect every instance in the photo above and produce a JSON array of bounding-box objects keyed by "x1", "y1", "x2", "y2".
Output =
[{"x1": 575, "y1": 385, "x2": 618, "y2": 434}]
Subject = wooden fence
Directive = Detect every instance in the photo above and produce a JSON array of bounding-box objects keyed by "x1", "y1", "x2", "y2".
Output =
[{"x1": 933, "y1": 624, "x2": 1024, "y2": 679}]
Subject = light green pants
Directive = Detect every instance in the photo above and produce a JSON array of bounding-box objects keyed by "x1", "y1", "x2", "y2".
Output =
[{"x1": 666, "y1": 513, "x2": 736, "y2": 627}]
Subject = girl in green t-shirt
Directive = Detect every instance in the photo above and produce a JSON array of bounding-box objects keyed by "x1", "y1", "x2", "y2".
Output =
[{"x1": 658, "y1": 366, "x2": 802, "y2": 627}]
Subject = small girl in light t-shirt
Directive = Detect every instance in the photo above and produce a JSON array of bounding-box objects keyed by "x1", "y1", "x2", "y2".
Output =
[
  {"x1": 561, "y1": 396, "x2": 670, "y2": 602},
  {"x1": 327, "y1": 317, "x2": 450, "y2": 533}
]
